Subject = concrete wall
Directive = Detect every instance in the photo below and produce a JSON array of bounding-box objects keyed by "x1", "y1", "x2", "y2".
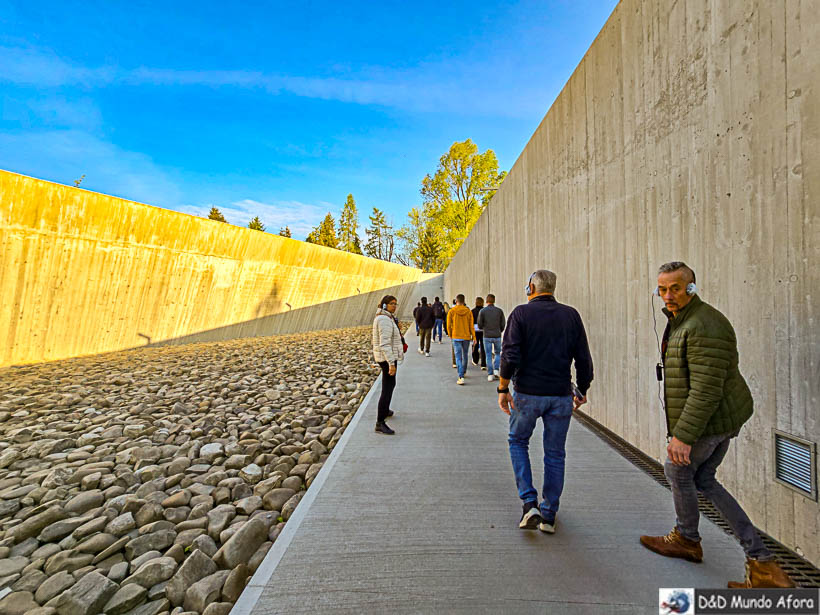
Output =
[
  {"x1": 445, "y1": 0, "x2": 819, "y2": 563},
  {"x1": 0, "y1": 169, "x2": 423, "y2": 366}
]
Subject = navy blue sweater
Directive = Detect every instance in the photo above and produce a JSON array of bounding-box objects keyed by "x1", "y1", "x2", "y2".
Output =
[{"x1": 499, "y1": 295, "x2": 593, "y2": 396}]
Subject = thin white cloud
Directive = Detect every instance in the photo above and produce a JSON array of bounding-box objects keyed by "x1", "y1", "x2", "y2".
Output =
[
  {"x1": 178, "y1": 198, "x2": 336, "y2": 239},
  {"x1": 0, "y1": 45, "x2": 549, "y2": 118},
  {"x1": 0, "y1": 129, "x2": 182, "y2": 207}
]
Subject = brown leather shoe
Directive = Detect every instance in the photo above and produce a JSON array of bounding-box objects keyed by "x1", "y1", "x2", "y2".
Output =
[
  {"x1": 727, "y1": 558, "x2": 796, "y2": 588},
  {"x1": 639, "y1": 527, "x2": 703, "y2": 562}
]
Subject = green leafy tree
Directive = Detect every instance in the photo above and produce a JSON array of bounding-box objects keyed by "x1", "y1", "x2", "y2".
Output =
[
  {"x1": 248, "y1": 216, "x2": 265, "y2": 231},
  {"x1": 397, "y1": 206, "x2": 445, "y2": 272},
  {"x1": 306, "y1": 213, "x2": 339, "y2": 248},
  {"x1": 208, "y1": 207, "x2": 227, "y2": 222},
  {"x1": 419, "y1": 139, "x2": 505, "y2": 265},
  {"x1": 365, "y1": 208, "x2": 396, "y2": 262},
  {"x1": 278, "y1": 226, "x2": 292, "y2": 238},
  {"x1": 338, "y1": 194, "x2": 363, "y2": 254}
]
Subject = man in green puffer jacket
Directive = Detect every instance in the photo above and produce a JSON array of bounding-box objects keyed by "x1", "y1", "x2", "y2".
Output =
[{"x1": 639, "y1": 262, "x2": 794, "y2": 589}]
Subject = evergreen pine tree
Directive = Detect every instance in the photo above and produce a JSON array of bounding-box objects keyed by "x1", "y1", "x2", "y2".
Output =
[
  {"x1": 248, "y1": 216, "x2": 265, "y2": 231},
  {"x1": 208, "y1": 207, "x2": 227, "y2": 222},
  {"x1": 338, "y1": 194, "x2": 362, "y2": 254},
  {"x1": 278, "y1": 226, "x2": 292, "y2": 238}
]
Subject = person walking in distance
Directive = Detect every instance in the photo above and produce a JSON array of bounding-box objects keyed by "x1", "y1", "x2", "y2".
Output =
[
  {"x1": 498, "y1": 270, "x2": 593, "y2": 532},
  {"x1": 639, "y1": 262, "x2": 794, "y2": 588},
  {"x1": 413, "y1": 302, "x2": 421, "y2": 335},
  {"x1": 372, "y1": 295, "x2": 404, "y2": 435},
  {"x1": 432, "y1": 297, "x2": 446, "y2": 344},
  {"x1": 478, "y1": 294, "x2": 505, "y2": 381},
  {"x1": 471, "y1": 297, "x2": 488, "y2": 369},
  {"x1": 447, "y1": 294, "x2": 475, "y2": 385},
  {"x1": 415, "y1": 297, "x2": 435, "y2": 357}
]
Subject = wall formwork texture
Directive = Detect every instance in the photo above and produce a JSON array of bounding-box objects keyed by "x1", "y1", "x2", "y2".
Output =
[
  {"x1": 445, "y1": 0, "x2": 819, "y2": 564},
  {"x1": 0, "y1": 169, "x2": 423, "y2": 367}
]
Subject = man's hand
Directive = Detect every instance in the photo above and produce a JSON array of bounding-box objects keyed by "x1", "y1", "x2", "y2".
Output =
[
  {"x1": 667, "y1": 436, "x2": 692, "y2": 465},
  {"x1": 498, "y1": 392, "x2": 514, "y2": 415},
  {"x1": 388, "y1": 364, "x2": 396, "y2": 376},
  {"x1": 573, "y1": 394, "x2": 587, "y2": 411}
]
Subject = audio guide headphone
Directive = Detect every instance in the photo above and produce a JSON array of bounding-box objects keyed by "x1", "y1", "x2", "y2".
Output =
[
  {"x1": 653, "y1": 273, "x2": 697, "y2": 297},
  {"x1": 525, "y1": 272, "x2": 535, "y2": 296}
]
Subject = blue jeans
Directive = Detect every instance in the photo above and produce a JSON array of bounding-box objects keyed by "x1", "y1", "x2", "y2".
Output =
[
  {"x1": 452, "y1": 340, "x2": 470, "y2": 378},
  {"x1": 508, "y1": 392, "x2": 573, "y2": 523},
  {"x1": 665, "y1": 431, "x2": 772, "y2": 560},
  {"x1": 483, "y1": 337, "x2": 502, "y2": 375},
  {"x1": 433, "y1": 318, "x2": 443, "y2": 341}
]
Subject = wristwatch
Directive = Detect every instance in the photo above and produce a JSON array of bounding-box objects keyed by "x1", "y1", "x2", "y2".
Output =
[{"x1": 497, "y1": 386, "x2": 509, "y2": 394}]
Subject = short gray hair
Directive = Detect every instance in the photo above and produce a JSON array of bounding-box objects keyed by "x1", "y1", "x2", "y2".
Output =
[
  {"x1": 658, "y1": 261, "x2": 696, "y2": 283},
  {"x1": 531, "y1": 269, "x2": 557, "y2": 294}
]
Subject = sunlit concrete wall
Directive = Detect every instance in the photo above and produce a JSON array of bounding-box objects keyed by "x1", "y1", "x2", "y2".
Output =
[
  {"x1": 446, "y1": 0, "x2": 819, "y2": 564},
  {"x1": 0, "y1": 169, "x2": 423, "y2": 366}
]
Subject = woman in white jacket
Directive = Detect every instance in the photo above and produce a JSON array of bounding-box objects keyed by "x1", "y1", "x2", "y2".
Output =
[{"x1": 372, "y1": 294, "x2": 404, "y2": 434}]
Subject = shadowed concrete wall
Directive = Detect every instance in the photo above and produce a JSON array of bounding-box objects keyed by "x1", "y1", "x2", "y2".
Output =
[
  {"x1": 445, "y1": 0, "x2": 819, "y2": 564},
  {"x1": 0, "y1": 170, "x2": 423, "y2": 366}
]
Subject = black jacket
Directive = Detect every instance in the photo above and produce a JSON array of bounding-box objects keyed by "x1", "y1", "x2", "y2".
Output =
[
  {"x1": 499, "y1": 295, "x2": 593, "y2": 396},
  {"x1": 415, "y1": 304, "x2": 435, "y2": 329}
]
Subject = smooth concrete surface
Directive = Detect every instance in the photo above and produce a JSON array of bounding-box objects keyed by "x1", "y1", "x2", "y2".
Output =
[
  {"x1": 444, "y1": 0, "x2": 819, "y2": 564},
  {"x1": 235, "y1": 330, "x2": 748, "y2": 615},
  {"x1": 0, "y1": 169, "x2": 423, "y2": 366}
]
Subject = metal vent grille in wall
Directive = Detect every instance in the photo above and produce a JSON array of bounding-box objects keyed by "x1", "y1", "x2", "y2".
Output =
[{"x1": 774, "y1": 430, "x2": 817, "y2": 501}]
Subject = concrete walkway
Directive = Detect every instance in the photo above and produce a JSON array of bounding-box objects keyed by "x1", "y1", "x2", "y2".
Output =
[{"x1": 233, "y1": 330, "x2": 748, "y2": 614}]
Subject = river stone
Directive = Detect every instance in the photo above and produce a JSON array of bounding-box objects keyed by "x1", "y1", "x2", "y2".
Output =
[
  {"x1": 190, "y1": 535, "x2": 218, "y2": 558},
  {"x1": 129, "y1": 551, "x2": 162, "y2": 573},
  {"x1": 7, "y1": 506, "x2": 67, "y2": 543},
  {"x1": 102, "y1": 583, "x2": 147, "y2": 615},
  {"x1": 51, "y1": 571, "x2": 118, "y2": 615},
  {"x1": 44, "y1": 550, "x2": 95, "y2": 575},
  {"x1": 202, "y1": 603, "x2": 232, "y2": 615},
  {"x1": 213, "y1": 518, "x2": 267, "y2": 570},
  {"x1": 64, "y1": 490, "x2": 104, "y2": 515},
  {"x1": 0, "y1": 591, "x2": 39, "y2": 615},
  {"x1": 76, "y1": 533, "x2": 118, "y2": 554},
  {"x1": 281, "y1": 492, "x2": 303, "y2": 520},
  {"x1": 161, "y1": 491, "x2": 190, "y2": 508},
  {"x1": 91, "y1": 536, "x2": 130, "y2": 565},
  {"x1": 165, "y1": 550, "x2": 217, "y2": 607},
  {"x1": 0, "y1": 557, "x2": 29, "y2": 578},
  {"x1": 9, "y1": 537, "x2": 38, "y2": 557},
  {"x1": 248, "y1": 541, "x2": 272, "y2": 574},
  {"x1": 105, "y1": 513, "x2": 136, "y2": 537},
  {"x1": 11, "y1": 569, "x2": 47, "y2": 593},
  {"x1": 182, "y1": 571, "x2": 230, "y2": 613},
  {"x1": 125, "y1": 530, "x2": 176, "y2": 561},
  {"x1": 198, "y1": 444, "x2": 223, "y2": 463},
  {"x1": 173, "y1": 529, "x2": 206, "y2": 548},
  {"x1": 134, "y1": 503, "x2": 164, "y2": 528},
  {"x1": 37, "y1": 518, "x2": 86, "y2": 543},
  {"x1": 220, "y1": 564, "x2": 249, "y2": 603},
  {"x1": 108, "y1": 561, "x2": 129, "y2": 583},
  {"x1": 238, "y1": 464, "x2": 262, "y2": 484},
  {"x1": 34, "y1": 570, "x2": 75, "y2": 604},
  {"x1": 261, "y1": 488, "x2": 295, "y2": 512},
  {"x1": 122, "y1": 557, "x2": 177, "y2": 589},
  {"x1": 31, "y1": 543, "x2": 62, "y2": 561},
  {"x1": 119, "y1": 598, "x2": 169, "y2": 615},
  {"x1": 235, "y1": 496, "x2": 262, "y2": 516}
]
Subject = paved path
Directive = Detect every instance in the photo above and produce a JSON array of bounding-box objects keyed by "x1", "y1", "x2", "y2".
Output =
[{"x1": 234, "y1": 330, "x2": 747, "y2": 614}]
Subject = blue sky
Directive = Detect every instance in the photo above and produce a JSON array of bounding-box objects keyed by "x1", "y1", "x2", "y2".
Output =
[{"x1": 0, "y1": 0, "x2": 617, "y2": 239}]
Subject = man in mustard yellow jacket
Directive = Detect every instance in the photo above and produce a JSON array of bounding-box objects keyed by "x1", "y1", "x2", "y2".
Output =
[{"x1": 446, "y1": 294, "x2": 475, "y2": 385}]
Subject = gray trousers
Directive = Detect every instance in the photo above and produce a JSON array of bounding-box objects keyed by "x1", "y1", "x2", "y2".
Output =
[
  {"x1": 418, "y1": 328, "x2": 432, "y2": 353},
  {"x1": 664, "y1": 431, "x2": 771, "y2": 560}
]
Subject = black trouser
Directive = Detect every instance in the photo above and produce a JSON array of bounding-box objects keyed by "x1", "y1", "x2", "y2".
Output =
[
  {"x1": 377, "y1": 361, "x2": 396, "y2": 422},
  {"x1": 472, "y1": 331, "x2": 486, "y2": 366}
]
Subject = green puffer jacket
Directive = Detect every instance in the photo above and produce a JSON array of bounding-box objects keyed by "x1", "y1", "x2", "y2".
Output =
[{"x1": 663, "y1": 295, "x2": 754, "y2": 445}]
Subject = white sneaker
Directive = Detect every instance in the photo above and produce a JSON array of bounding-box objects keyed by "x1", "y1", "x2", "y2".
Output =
[
  {"x1": 452, "y1": 363, "x2": 457, "y2": 368},
  {"x1": 457, "y1": 378, "x2": 465, "y2": 385},
  {"x1": 425, "y1": 352, "x2": 430, "y2": 357},
  {"x1": 417, "y1": 348, "x2": 424, "y2": 355},
  {"x1": 488, "y1": 375, "x2": 494, "y2": 382},
  {"x1": 481, "y1": 366, "x2": 487, "y2": 370}
]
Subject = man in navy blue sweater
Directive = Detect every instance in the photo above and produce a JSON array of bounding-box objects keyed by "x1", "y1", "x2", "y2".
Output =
[{"x1": 497, "y1": 269, "x2": 593, "y2": 532}]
